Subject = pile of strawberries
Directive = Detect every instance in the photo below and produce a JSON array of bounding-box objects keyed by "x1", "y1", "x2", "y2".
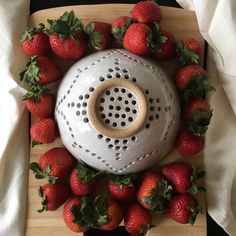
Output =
[
  {"x1": 18, "y1": 0, "x2": 215, "y2": 234},
  {"x1": 31, "y1": 149, "x2": 205, "y2": 234}
]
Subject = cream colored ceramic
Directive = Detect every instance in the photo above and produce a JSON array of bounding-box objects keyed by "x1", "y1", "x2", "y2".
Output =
[{"x1": 55, "y1": 49, "x2": 180, "y2": 174}]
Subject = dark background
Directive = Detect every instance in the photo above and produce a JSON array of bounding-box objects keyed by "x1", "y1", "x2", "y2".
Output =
[{"x1": 30, "y1": 1, "x2": 229, "y2": 236}]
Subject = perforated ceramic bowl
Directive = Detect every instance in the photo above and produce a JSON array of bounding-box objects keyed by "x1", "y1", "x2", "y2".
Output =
[{"x1": 55, "y1": 49, "x2": 180, "y2": 174}]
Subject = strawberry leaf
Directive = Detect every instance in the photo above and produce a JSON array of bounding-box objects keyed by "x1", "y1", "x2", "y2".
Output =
[
  {"x1": 93, "y1": 195, "x2": 109, "y2": 227},
  {"x1": 176, "y1": 40, "x2": 199, "y2": 65},
  {"x1": 112, "y1": 18, "x2": 132, "y2": 42},
  {"x1": 187, "y1": 168, "x2": 206, "y2": 195},
  {"x1": 23, "y1": 84, "x2": 49, "y2": 102},
  {"x1": 192, "y1": 110, "x2": 212, "y2": 126},
  {"x1": 76, "y1": 161, "x2": 103, "y2": 183},
  {"x1": 131, "y1": 224, "x2": 154, "y2": 236},
  {"x1": 188, "y1": 205, "x2": 203, "y2": 225},
  {"x1": 181, "y1": 74, "x2": 215, "y2": 101},
  {"x1": 32, "y1": 140, "x2": 42, "y2": 148},
  {"x1": 48, "y1": 176, "x2": 58, "y2": 184},
  {"x1": 20, "y1": 23, "x2": 46, "y2": 42},
  {"x1": 109, "y1": 173, "x2": 137, "y2": 190},
  {"x1": 37, "y1": 186, "x2": 48, "y2": 213}
]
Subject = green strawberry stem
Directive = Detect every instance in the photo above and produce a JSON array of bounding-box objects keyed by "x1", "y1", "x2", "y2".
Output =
[
  {"x1": 30, "y1": 162, "x2": 58, "y2": 184},
  {"x1": 85, "y1": 23, "x2": 103, "y2": 50},
  {"x1": 23, "y1": 84, "x2": 50, "y2": 102},
  {"x1": 188, "y1": 167, "x2": 206, "y2": 195},
  {"x1": 181, "y1": 74, "x2": 215, "y2": 102},
  {"x1": 93, "y1": 195, "x2": 109, "y2": 226},
  {"x1": 109, "y1": 173, "x2": 137, "y2": 190},
  {"x1": 132, "y1": 224, "x2": 155, "y2": 236},
  {"x1": 188, "y1": 205, "x2": 204, "y2": 225},
  {"x1": 70, "y1": 196, "x2": 98, "y2": 228},
  {"x1": 142, "y1": 179, "x2": 172, "y2": 213},
  {"x1": 47, "y1": 10, "x2": 84, "y2": 42},
  {"x1": 112, "y1": 18, "x2": 133, "y2": 42},
  {"x1": 32, "y1": 140, "x2": 43, "y2": 148},
  {"x1": 175, "y1": 40, "x2": 199, "y2": 65},
  {"x1": 20, "y1": 23, "x2": 46, "y2": 42},
  {"x1": 76, "y1": 161, "x2": 103, "y2": 183},
  {"x1": 37, "y1": 186, "x2": 48, "y2": 213}
]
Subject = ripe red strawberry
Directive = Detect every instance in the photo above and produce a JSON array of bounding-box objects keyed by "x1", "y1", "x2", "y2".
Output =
[
  {"x1": 175, "y1": 65, "x2": 214, "y2": 101},
  {"x1": 20, "y1": 23, "x2": 50, "y2": 56},
  {"x1": 70, "y1": 162, "x2": 103, "y2": 196},
  {"x1": 37, "y1": 183, "x2": 70, "y2": 212},
  {"x1": 24, "y1": 94, "x2": 55, "y2": 119},
  {"x1": 30, "y1": 118, "x2": 58, "y2": 147},
  {"x1": 124, "y1": 203, "x2": 153, "y2": 235},
  {"x1": 30, "y1": 147, "x2": 75, "y2": 183},
  {"x1": 112, "y1": 16, "x2": 133, "y2": 42},
  {"x1": 137, "y1": 171, "x2": 172, "y2": 212},
  {"x1": 93, "y1": 196, "x2": 123, "y2": 231},
  {"x1": 63, "y1": 197, "x2": 93, "y2": 232},
  {"x1": 108, "y1": 174, "x2": 136, "y2": 202},
  {"x1": 161, "y1": 162, "x2": 205, "y2": 194},
  {"x1": 48, "y1": 11, "x2": 86, "y2": 60},
  {"x1": 86, "y1": 21, "x2": 112, "y2": 50},
  {"x1": 20, "y1": 56, "x2": 61, "y2": 85},
  {"x1": 167, "y1": 193, "x2": 202, "y2": 224},
  {"x1": 132, "y1": 1, "x2": 162, "y2": 25},
  {"x1": 176, "y1": 38, "x2": 202, "y2": 65},
  {"x1": 123, "y1": 23, "x2": 152, "y2": 55},
  {"x1": 151, "y1": 24, "x2": 175, "y2": 60},
  {"x1": 177, "y1": 130, "x2": 205, "y2": 157}
]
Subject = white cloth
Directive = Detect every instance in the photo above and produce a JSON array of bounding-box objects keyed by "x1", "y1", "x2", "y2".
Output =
[
  {"x1": 0, "y1": 0, "x2": 29, "y2": 236},
  {"x1": 176, "y1": 0, "x2": 236, "y2": 235},
  {"x1": 0, "y1": 0, "x2": 236, "y2": 235}
]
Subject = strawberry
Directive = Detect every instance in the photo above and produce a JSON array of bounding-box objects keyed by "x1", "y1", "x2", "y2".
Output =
[
  {"x1": 167, "y1": 193, "x2": 202, "y2": 224},
  {"x1": 183, "y1": 98, "x2": 212, "y2": 135},
  {"x1": 70, "y1": 161, "x2": 103, "y2": 196},
  {"x1": 86, "y1": 21, "x2": 112, "y2": 50},
  {"x1": 108, "y1": 174, "x2": 136, "y2": 202},
  {"x1": 124, "y1": 203, "x2": 153, "y2": 235},
  {"x1": 175, "y1": 65, "x2": 215, "y2": 101},
  {"x1": 20, "y1": 56, "x2": 61, "y2": 85},
  {"x1": 111, "y1": 16, "x2": 133, "y2": 42},
  {"x1": 63, "y1": 197, "x2": 95, "y2": 232},
  {"x1": 30, "y1": 147, "x2": 75, "y2": 183},
  {"x1": 161, "y1": 162, "x2": 205, "y2": 194},
  {"x1": 93, "y1": 196, "x2": 123, "y2": 231},
  {"x1": 47, "y1": 11, "x2": 86, "y2": 60},
  {"x1": 24, "y1": 93, "x2": 55, "y2": 119},
  {"x1": 20, "y1": 23, "x2": 50, "y2": 56},
  {"x1": 176, "y1": 38, "x2": 202, "y2": 65},
  {"x1": 132, "y1": 1, "x2": 162, "y2": 25},
  {"x1": 30, "y1": 118, "x2": 58, "y2": 147},
  {"x1": 123, "y1": 23, "x2": 152, "y2": 55},
  {"x1": 151, "y1": 24, "x2": 176, "y2": 60},
  {"x1": 37, "y1": 183, "x2": 70, "y2": 212},
  {"x1": 177, "y1": 130, "x2": 205, "y2": 157},
  {"x1": 137, "y1": 171, "x2": 172, "y2": 213}
]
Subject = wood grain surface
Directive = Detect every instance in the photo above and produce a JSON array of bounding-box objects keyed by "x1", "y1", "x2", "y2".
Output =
[{"x1": 26, "y1": 4, "x2": 206, "y2": 236}]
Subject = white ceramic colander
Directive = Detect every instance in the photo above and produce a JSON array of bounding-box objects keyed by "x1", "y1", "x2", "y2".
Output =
[{"x1": 55, "y1": 49, "x2": 180, "y2": 174}]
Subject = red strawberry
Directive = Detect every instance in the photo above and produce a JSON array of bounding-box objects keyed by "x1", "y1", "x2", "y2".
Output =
[
  {"x1": 137, "y1": 171, "x2": 172, "y2": 212},
  {"x1": 176, "y1": 38, "x2": 202, "y2": 65},
  {"x1": 132, "y1": 1, "x2": 162, "y2": 25},
  {"x1": 86, "y1": 21, "x2": 112, "y2": 50},
  {"x1": 151, "y1": 24, "x2": 176, "y2": 60},
  {"x1": 93, "y1": 196, "x2": 123, "y2": 231},
  {"x1": 70, "y1": 162, "x2": 102, "y2": 196},
  {"x1": 108, "y1": 174, "x2": 136, "y2": 202},
  {"x1": 175, "y1": 65, "x2": 214, "y2": 101},
  {"x1": 167, "y1": 193, "x2": 202, "y2": 224},
  {"x1": 123, "y1": 23, "x2": 152, "y2": 55},
  {"x1": 161, "y1": 162, "x2": 205, "y2": 194},
  {"x1": 48, "y1": 11, "x2": 86, "y2": 60},
  {"x1": 24, "y1": 94, "x2": 55, "y2": 119},
  {"x1": 124, "y1": 203, "x2": 153, "y2": 235},
  {"x1": 111, "y1": 16, "x2": 133, "y2": 42},
  {"x1": 21, "y1": 23, "x2": 50, "y2": 56},
  {"x1": 37, "y1": 183, "x2": 70, "y2": 212},
  {"x1": 177, "y1": 130, "x2": 205, "y2": 157},
  {"x1": 20, "y1": 56, "x2": 61, "y2": 85},
  {"x1": 30, "y1": 147, "x2": 75, "y2": 183},
  {"x1": 30, "y1": 118, "x2": 58, "y2": 146},
  {"x1": 63, "y1": 197, "x2": 93, "y2": 232}
]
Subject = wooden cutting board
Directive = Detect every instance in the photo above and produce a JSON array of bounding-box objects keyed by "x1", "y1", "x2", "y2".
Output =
[{"x1": 26, "y1": 4, "x2": 206, "y2": 236}]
